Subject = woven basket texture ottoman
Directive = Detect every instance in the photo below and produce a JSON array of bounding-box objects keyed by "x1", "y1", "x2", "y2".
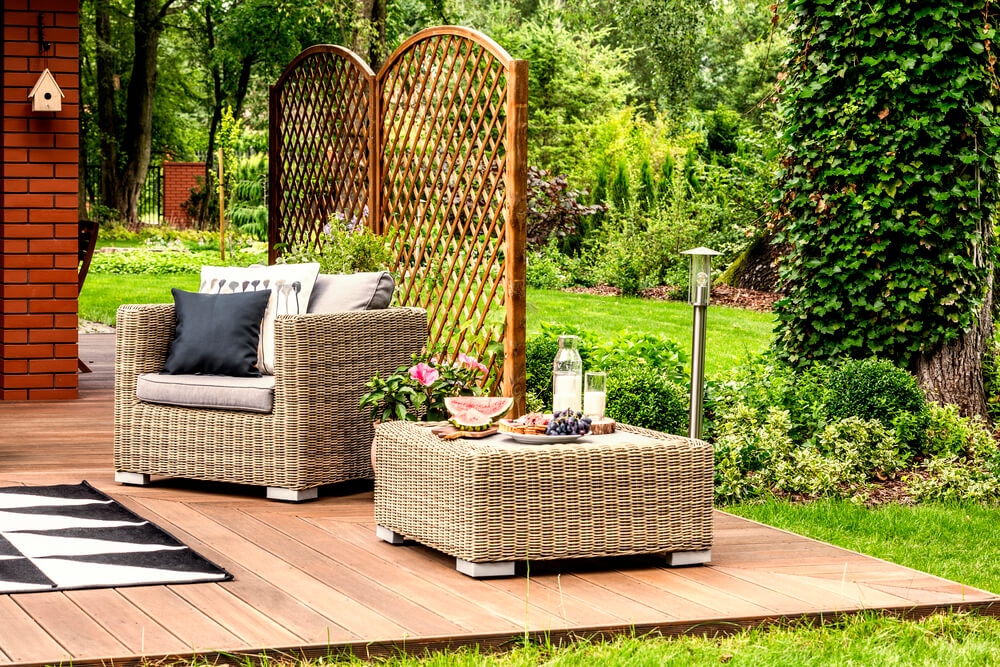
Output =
[{"x1": 373, "y1": 421, "x2": 714, "y2": 578}]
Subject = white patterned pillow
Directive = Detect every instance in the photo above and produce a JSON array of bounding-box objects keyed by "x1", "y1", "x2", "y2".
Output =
[{"x1": 199, "y1": 263, "x2": 320, "y2": 374}]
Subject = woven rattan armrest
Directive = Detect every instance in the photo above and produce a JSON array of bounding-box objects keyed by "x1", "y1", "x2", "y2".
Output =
[
  {"x1": 115, "y1": 303, "x2": 175, "y2": 405},
  {"x1": 271, "y1": 307, "x2": 428, "y2": 418}
]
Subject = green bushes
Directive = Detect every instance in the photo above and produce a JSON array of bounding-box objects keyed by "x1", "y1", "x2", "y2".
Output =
[
  {"x1": 279, "y1": 219, "x2": 392, "y2": 275},
  {"x1": 907, "y1": 455, "x2": 1000, "y2": 504},
  {"x1": 526, "y1": 241, "x2": 589, "y2": 290},
  {"x1": 825, "y1": 359, "x2": 930, "y2": 453},
  {"x1": 524, "y1": 323, "x2": 687, "y2": 433},
  {"x1": 227, "y1": 153, "x2": 267, "y2": 240},
  {"x1": 605, "y1": 364, "x2": 687, "y2": 434},
  {"x1": 924, "y1": 403, "x2": 996, "y2": 460},
  {"x1": 91, "y1": 250, "x2": 207, "y2": 275},
  {"x1": 907, "y1": 404, "x2": 1000, "y2": 504},
  {"x1": 710, "y1": 354, "x2": 1000, "y2": 505}
]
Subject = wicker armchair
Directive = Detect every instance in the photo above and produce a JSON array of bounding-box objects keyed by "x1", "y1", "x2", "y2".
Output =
[{"x1": 114, "y1": 303, "x2": 427, "y2": 501}]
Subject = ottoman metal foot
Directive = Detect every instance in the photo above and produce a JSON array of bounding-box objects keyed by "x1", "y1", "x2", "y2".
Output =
[
  {"x1": 666, "y1": 549, "x2": 711, "y2": 567},
  {"x1": 115, "y1": 472, "x2": 151, "y2": 486},
  {"x1": 266, "y1": 486, "x2": 318, "y2": 502},
  {"x1": 456, "y1": 559, "x2": 515, "y2": 578},
  {"x1": 376, "y1": 525, "x2": 405, "y2": 545}
]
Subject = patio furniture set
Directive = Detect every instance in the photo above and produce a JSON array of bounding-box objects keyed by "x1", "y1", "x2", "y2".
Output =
[{"x1": 112, "y1": 265, "x2": 713, "y2": 577}]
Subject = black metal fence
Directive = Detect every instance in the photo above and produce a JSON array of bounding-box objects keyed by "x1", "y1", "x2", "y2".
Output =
[{"x1": 84, "y1": 164, "x2": 164, "y2": 224}]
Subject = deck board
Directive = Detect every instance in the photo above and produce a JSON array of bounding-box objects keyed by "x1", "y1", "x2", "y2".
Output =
[
  {"x1": 0, "y1": 332, "x2": 996, "y2": 666},
  {"x1": 61, "y1": 589, "x2": 185, "y2": 656}
]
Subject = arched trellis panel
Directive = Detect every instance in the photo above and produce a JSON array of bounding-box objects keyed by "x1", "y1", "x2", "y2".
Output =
[
  {"x1": 269, "y1": 28, "x2": 528, "y2": 414},
  {"x1": 268, "y1": 45, "x2": 376, "y2": 258}
]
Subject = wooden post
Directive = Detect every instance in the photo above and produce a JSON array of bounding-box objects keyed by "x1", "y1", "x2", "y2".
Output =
[
  {"x1": 218, "y1": 147, "x2": 226, "y2": 262},
  {"x1": 368, "y1": 72, "x2": 382, "y2": 235},
  {"x1": 504, "y1": 59, "x2": 529, "y2": 416},
  {"x1": 268, "y1": 84, "x2": 279, "y2": 265}
]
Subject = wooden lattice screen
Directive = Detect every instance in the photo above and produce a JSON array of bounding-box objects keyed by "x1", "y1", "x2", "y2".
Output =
[
  {"x1": 269, "y1": 28, "x2": 528, "y2": 413},
  {"x1": 269, "y1": 45, "x2": 376, "y2": 252}
]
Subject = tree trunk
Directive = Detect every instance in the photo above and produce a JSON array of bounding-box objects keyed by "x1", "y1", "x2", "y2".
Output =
[
  {"x1": 355, "y1": 0, "x2": 387, "y2": 67},
  {"x1": 369, "y1": 0, "x2": 387, "y2": 68},
  {"x1": 916, "y1": 286, "x2": 993, "y2": 420},
  {"x1": 94, "y1": 0, "x2": 122, "y2": 219},
  {"x1": 117, "y1": 0, "x2": 163, "y2": 226},
  {"x1": 233, "y1": 55, "x2": 253, "y2": 118},
  {"x1": 199, "y1": 2, "x2": 222, "y2": 229}
]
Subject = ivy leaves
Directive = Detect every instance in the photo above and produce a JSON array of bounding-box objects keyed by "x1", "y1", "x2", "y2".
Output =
[{"x1": 774, "y1": 0, "x2": 999, "y2": 366}]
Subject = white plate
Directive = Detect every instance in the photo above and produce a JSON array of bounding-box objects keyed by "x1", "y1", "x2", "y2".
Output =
[{"x1": 505, "y1": 432, "x2": 584, "y2": 445}]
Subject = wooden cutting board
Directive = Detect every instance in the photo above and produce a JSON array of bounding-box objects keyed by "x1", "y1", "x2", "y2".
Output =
[{"x1": 431, "y1": 424, "x2": 499, "y2": 440}]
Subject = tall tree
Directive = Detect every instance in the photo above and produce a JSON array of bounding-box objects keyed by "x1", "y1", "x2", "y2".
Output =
[
  {"x1": 550, "y1": 0, "x2": 709, "y2": 112},
  {"x1": 773, "y1": 0, "x2": 999, "y2": 418},
  {"x1": 95, "y1": 0, "x2": 191, "y2": 224}
]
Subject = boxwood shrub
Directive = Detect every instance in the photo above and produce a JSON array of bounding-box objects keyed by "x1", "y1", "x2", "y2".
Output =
[
  {"x1": 825, "y1": 358, "x2": 929, "y2": 454},
  {"x1": 605, "y1": 364, "x2": 687, "y2": 435}
]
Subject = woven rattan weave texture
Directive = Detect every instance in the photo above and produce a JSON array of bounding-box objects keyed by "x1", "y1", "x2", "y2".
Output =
[
  {"x1": 115, "y1": 305, "x2": 427, "y2": 491},
  {"x1": 374, "y1": 421, "x2": 713, "y2": 563}
]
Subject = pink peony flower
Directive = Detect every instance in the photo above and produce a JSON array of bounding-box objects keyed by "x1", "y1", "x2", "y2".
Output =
[
  {"x1": 409, "y1": 362, "x2": 440, "y2": 387},
  {"x1": 457, "y1": 352, "x2": 488, "y2": 374}
]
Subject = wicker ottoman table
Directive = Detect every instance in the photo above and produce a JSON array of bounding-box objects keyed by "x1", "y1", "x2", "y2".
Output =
[{"x1": 373, "y1": 421, "x2": 714, "y2": 578}]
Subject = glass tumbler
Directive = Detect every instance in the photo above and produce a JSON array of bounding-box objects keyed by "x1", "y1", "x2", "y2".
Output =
[{"x1": 583, "y1": 371, "x2": 607, "y2": 420}]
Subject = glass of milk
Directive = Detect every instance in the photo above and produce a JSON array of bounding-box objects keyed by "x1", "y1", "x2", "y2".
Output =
[{"x1": 584, "y1": 371, "x2": 607, "y2": 420}]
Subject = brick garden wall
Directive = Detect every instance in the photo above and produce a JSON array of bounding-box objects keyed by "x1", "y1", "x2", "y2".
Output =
[
  {"x1": 1, "y1": 0, "x2": 80, "y2": 400},
  {"x1": 163, "y1": 161, "x2": 204, "y2": 227}
]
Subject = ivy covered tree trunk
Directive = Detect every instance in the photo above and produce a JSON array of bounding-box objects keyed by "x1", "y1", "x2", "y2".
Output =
[
  {"x1": 917, "y1": 210, "x2": 993, "y2": 418},
  {"x1": 773, "y1": 0, "x2": 1000, "y2": 419},
  {"x1": 916, "y1": 285, "x2": 993, "y2": 418}
]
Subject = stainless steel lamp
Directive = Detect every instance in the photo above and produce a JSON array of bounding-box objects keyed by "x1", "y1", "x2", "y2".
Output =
[{"x1": 681, "y1": 247, "x2": 721, "y2": 439}]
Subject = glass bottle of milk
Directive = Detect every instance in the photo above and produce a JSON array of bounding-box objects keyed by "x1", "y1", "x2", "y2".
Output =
[{"x1": 552, "y1": 335, "x2": 583, "y2": 413}]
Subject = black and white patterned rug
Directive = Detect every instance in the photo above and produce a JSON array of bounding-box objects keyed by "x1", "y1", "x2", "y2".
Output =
[{"x1": 0, "y1": 482, "x2": 232, "y2": 594}]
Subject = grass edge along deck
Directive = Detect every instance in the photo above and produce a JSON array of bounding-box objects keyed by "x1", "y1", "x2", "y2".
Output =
[{"x1": 4, "y1": 597, "x2": 999, "y2": 667}]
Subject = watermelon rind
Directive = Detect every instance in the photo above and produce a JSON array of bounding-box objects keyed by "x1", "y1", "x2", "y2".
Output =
[
  {"x1": 448, "y1": 418, "x2": 492, "y2": 432},
  {"x1": 445, "y1": 396, "x2": 513, "y2": 429}
]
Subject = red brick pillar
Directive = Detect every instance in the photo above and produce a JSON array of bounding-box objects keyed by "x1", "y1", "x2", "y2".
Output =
[
  {"x1": 163, "y1": 161, "x2": 205, "y2": 227},
  {"x1": 1, "y1": 0, "x2": 80, "y2": 400}
]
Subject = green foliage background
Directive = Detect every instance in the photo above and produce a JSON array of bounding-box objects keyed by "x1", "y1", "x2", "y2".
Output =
[{"x1": 773, "y1": 0, "x2": 1000, "y2": 365}]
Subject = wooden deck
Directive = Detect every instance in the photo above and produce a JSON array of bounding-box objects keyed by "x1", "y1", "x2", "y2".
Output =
[{"x1": 0, "y1": 333, "x2": 996, "y2": 666}]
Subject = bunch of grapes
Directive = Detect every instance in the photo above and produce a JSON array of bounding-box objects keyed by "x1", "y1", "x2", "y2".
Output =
[{"x1": 545, "y1": 410, "x2": 592, "y2": 436}]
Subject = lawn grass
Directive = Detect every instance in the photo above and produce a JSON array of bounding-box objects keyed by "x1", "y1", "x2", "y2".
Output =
[
  {"x1": 728, "y1": 498, "x2": 1000, "y2": 595},
  {"x1": 79, "y1": 273, "x2": 199, "y2": 326},
  {"x1": 527, "y1": 289, "x2": 774, "y2": 376},
  {"x1": 302, "y1": 612, "x2": 1000, "y2": 665},
  {"x1": 81, "y1": 279, "x2": 775, "y2": 376}
]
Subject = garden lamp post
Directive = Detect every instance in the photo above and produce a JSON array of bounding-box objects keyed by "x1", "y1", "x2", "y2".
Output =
[{"x1": 681, "y1": 247, "x2": 721, "y2": 440}]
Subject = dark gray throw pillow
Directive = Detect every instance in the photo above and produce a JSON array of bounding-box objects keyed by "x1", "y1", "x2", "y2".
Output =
[{"x1": 162, "y1": 288, "x2": 271, "y2": 377}]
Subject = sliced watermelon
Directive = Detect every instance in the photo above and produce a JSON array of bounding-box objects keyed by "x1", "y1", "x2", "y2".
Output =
[{"x1": 445, "y1": 396, "x2": 514, "y2": 429}]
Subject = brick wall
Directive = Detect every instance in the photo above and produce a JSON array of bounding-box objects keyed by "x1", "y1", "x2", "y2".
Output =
[
  {"x1": 163, "y1": 161, "x2": 204, "y2": 227},
  {"x1": 1, "y1": 0, "x2": 80, "y2": 400}
]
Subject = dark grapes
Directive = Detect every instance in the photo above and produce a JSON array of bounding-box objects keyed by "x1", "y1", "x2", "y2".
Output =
[{"x1": 544, "y1": 410, "x2": 591, "y2": 437}]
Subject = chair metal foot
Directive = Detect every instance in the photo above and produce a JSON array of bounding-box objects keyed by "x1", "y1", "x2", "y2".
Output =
[
  {"x1": 115, "y1": 472, "x2": 151, "y2": 486},
  {"x1": 266, "y1": 486, "x2": 319, "y2": 502},
  {"x1": 456, "y1": 558, "x2": 515, "y2": 578},
  {"x1": 666, "y1": 549, "x2": 711, "y2": 567},
  {"x1": 376, "y1": 525, "x2": 405, "y2": 545}
]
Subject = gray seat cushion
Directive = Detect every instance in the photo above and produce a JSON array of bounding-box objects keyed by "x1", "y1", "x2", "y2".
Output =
[
  {"x1": 308, "y1": 271, "x2": 395, "y2": 313},
  {"x1": 136, "y1": 373, "x2": 275, "y2": 414}
]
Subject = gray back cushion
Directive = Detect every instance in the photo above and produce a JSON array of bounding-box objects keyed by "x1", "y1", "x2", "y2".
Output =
[{"x1": 308, "y1": 271, "x2": 395, "y2": 313}]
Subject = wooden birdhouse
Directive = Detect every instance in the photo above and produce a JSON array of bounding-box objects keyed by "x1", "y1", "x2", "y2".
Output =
[{"x1": 28, "y1": 68, "x2": 64, "y2": 112}]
